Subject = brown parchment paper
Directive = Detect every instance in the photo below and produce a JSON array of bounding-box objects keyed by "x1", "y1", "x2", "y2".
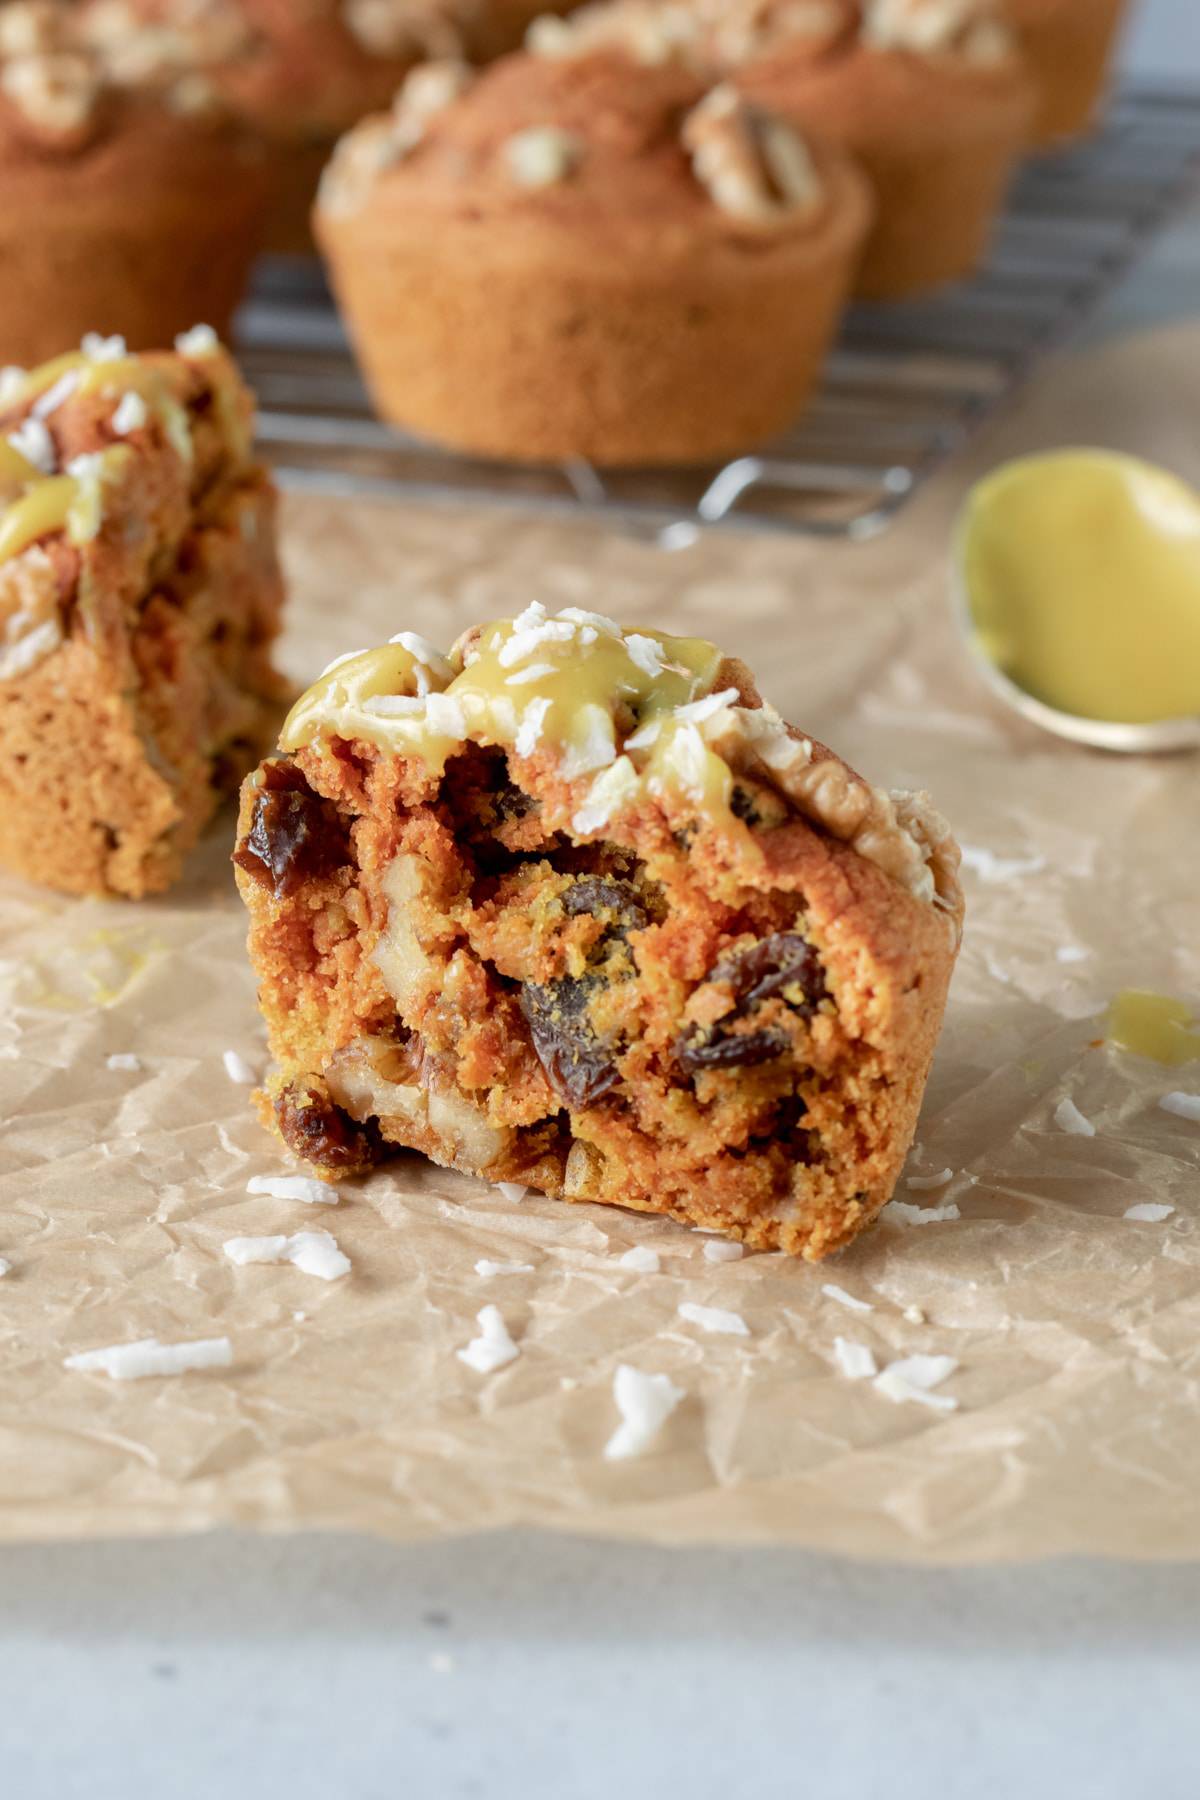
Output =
[{"x1": 1, "y1": 325, "x2": 1198, "y2": 1564}]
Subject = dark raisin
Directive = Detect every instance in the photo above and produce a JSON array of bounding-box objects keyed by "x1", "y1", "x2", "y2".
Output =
[
  {"x1": 730, "y1": 785, "x2": 761, "y2": 826},
  {"x1": 275, "y1": 1079, "x2": 382, "y2": 1172},
  {"x1": 677, "y1": 932, "x2": 827, "y2": 1075},
  {"x1": 519, "y1": 874, "x2": 646, "y2": 1109},
  {"x1": 710, "y1": 932, "x2": 826, "y2": 1018},
  {"x1": 233, "y1": 759, "x2": 349, "y2": 898},
  {"x1": 677, "y1": 1027, "x2": 790, "y2": 1074}
]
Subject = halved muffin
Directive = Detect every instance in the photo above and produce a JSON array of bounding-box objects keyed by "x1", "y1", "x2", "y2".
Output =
[{"x1": 234, "y1": 606, "x2": 962, "y2": 1259}]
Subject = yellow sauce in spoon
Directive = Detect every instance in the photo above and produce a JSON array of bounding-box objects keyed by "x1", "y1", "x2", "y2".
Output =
[
  {"x1": 961, "y1": 451, "x2": 1200, "y2": 725},
  {"x1": 1106, "y1": 990, "x2": 1200, "y2": 1067}
]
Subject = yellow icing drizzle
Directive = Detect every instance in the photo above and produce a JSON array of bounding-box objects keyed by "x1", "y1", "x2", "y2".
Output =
[
  {"x1": 961, "y1": 451, "x2": 1200, "y2": 724},
  {"x1": 1106, "y1": 990, "x2": 1200, "y2": 1067},
  {"x1": 282, "y1": 608, "x2": 736, "y2": 825},
  {"x1": 0, "y1": 440, "x2": 41, "y2": 486},
  {"x1": 0, "y1": 449, "x2": 130, "y2": 565}
]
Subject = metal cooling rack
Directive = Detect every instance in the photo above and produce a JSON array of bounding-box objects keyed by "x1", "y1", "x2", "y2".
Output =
[{"x1": 235, "y1": 84, "x2": 1200, "y2": 540}]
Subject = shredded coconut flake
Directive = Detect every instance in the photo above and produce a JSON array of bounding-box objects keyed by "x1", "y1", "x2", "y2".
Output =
[
  {"x1": 678, "y1": 1300, "x2": 750, "y2": 1337},
  {"x1": 506, "y1": 661, "x2": 557, "y2": 685},
  {"x1": 1124, "y1": 1202, "x2": 1175, "y2": 1223},
  {"x1": 222, "y1": 1049, "x2": 257, "y2": 1086},
  {"x1": 624, "y1": 633, "x2": 667, "y2": 679},
  {"x1": 1160, "y1": 1092, "x2": 1200, "y2": 1123},
  {"x1": 246, "y1": 1174, "x2": 338, "y2": 1205},
  {"x1": 0, "y1": 1257, "x2": 10, "y2": 1277},
  {"x1": 572, "y1": 755, "x2": 638, "y2": 834},
  {"x1": 1055, "y1": 1096, "x2": 1096, "y2": 1138},
  {"x1": 32, "y1": 370, "x2": 79, "y2": 418},
  {"x1": 907, "y1": 1168, "x2": 954, "y2": 1191},
  {"x1": 223, "y1": 1229, "x2": 350, "y2": 1280},
  {"x1": 619, "y1": 1245, "x2": 660, "y2": 1274},
  {"x1": 558, "y1": 607, "x2": 621, "y2": 635},
  {"x1": 362, "y1": 693, "x2": 424, "y2": 716},
  {"x1": 64, "y1": 1336, "x2": 233, "y2": 1380},
  {"x1": 560, "y1": 703, "x2": 616, "y2": 777},
  {"x1": 494, "y1": 1181, "x2": 528, "y2": 1203},
  {"x1": 7, "y1": 416, "x2": 55, "y2": 473},
  {"x1": 1056, "y1": 945, "x2": 1090, "y2": 964},
  {"x1": 674, "y1": 687, "x2": 739, "y2": 727},
  {"x1": 81, "y1": 331, "x2": 127, "y2": 363},
  {"x1": 457, "y1": 1304, "x2": 520, "y2": 1374},
  {"x1": 423, "y1": 691, "x2": 467, "y2": 739},
  {"x1": 822, "y1": 1282, "x2": 873, "y2": 1314},
  {"x1": 874, "y1": 1354, "x2": 960, "y2": 1412},
  {"x1": 604, "y1": 1364, "x2": 685, "y2": 1460},
  {"x1": 886, "y1": 1200, "x2": 961, "y2": 1226},
  {"x1": 515, "y1": 695, "x2": 552, "y2": 757},
  {"x1": 703, "y1": 1239, "x2": 744, "y2": 1263},
  {"x1": 834, "y1": 1337, "x2": 878, "y2": 1380},
  {"x1": 0, "y1": 366, "x2": 25, "y2": 405},
  {"x1": 111, "y1": 390, "x2": 147, "y2": 436},
  {"x1": 475, "y1": 1259, "x2": 534, "y2": 1277},
  {"x1": 903, "y1": 1305, "x2": 928, "y2": 1325},
  {"x1": 0, "y1": 618, "x2": 62, "y2": 678},
  {"x1": 498, "y1": 619, "x2": 576, "y2": 666},
  {"x1": 106, "y1": 1052, "x2": 141, "y2": 1071},
  {"x1": 175, "y1": 324, "x2": 219, "y2": 356},
  {"x1": 959, "y1": 845, "x2": 1046, "y2": 884}
]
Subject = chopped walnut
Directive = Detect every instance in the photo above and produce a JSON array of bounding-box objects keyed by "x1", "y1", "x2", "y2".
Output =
[
  {"x1": 683, "y1": 84, "x2": 822, "y2": 225},
  {"x1": 0, "y1": 51, "x2": 99, "y2": 134},
  {"x1": 345, "y1": 0, "x2": 473, "y2": 60},
  {"x1": 503, "y1": 124, "x2": 584, "y2": 189},
  {"x1": 704, "y1": 0, "x2": 847, "y2": 65},
  {"x1": 318, "y1": 59, "x2": 474, "y2": 213},
  {"x1": 862, "y1": 0, "x2": 1013, "y2": 62},
  {"x1": 528, "y1": 1, "x2": 703, "y2": 66}
]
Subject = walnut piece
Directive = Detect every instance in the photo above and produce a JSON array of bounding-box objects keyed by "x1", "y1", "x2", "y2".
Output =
[{"x1": 682, "y1": 84, "x2": 822, "y2": 225}]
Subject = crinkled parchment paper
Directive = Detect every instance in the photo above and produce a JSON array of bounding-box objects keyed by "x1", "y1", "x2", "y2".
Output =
[{"x1": 1, "y1": 327, "x2": 1197, "y2": 1563}]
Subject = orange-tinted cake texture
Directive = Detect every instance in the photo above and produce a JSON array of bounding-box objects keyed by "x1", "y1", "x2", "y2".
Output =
[
  {"x1": 0, "y1": 331, "x2": 286, "y2": 899},
  {"x1": 234, "y1": 607, "x2": 963, "y2": 1259}
]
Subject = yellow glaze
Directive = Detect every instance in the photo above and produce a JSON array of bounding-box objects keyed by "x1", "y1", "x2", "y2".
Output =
[
  {"x1": 282, "y1": 608, "x2": 739, "y2": 826},
  {"x1": 0, "y1": 441, "x2": 41, "y2": 486},
  {"x1": 1106, "y1": 990, "x2": 1200, "y2": 1067},
  {"x1": 0, "y1": 448, "x2": 129, "y2": 566},
  {"x1": 961, "y1": 450, "x2": 1200, "y2": 724}
]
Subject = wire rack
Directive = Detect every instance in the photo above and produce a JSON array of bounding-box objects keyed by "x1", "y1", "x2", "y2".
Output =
[{"x1": 235, "y1": 84, "x2": 1200, "y2": 540}]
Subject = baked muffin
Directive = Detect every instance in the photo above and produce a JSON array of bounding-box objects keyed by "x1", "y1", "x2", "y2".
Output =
[
  {"x1": 1005, "y1": 0, "x2": 1130, "y2": 146},
  {"x1": 540, "y1": 0, "x2": 1033, "y2": 300},
  {"x1": 315, "y1": 52, "x2": 872, "y2": 466},
  {"x1": 233, "y1": 606, "x2": 963, "y2": 1260},
  {"x1": 0, "y1": 1, "x2": 269, "y2": 363},
  {"x1": 0, "y1": 331, "x2": 285, "y2": 898},
  {"x1": 78, "y1": 0, "x2": 477, "y2": 252}
]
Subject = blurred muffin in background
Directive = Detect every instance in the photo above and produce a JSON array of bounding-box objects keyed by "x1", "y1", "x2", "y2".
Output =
[
  {"x1": 1004, "y1": 0, "x2": 1130, "y2": 146},
  {"x1": 77, "y1": 0, "x2": 468, "y2": 250},
  {"x1": 314, "y1": 50, "x2": 871, "y2": 466},
  {"x1": 533, "y1": 0, "x2": 1033, "y2": 300},
  {"x1": 0, "y1": 0, "x2": 268, "y2": 364},
  {"x1": 77, "y1": 1, "x2": 586, "y2": 251}
]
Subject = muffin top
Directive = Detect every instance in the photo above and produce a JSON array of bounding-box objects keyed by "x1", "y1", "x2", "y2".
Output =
[
  {"x1": 528, "y1": 0, "x2": 1020, "y2": 79},
  {"x1": 77, "y1": 0, "x2": 484, "y2": 139},
  {"x1": 318, "y1": 47, "x2": 869, "y2": 257},
  {"x1": 0, "y1": 0, "x2": 261, "y2": 161}
]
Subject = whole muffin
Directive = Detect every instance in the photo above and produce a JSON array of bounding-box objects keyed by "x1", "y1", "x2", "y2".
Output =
[
  {"x1": 79, "y1": 0, "x2": 478, "y2": 251},
  {"x1": 315, "y1": 51, "x2": 872, "y2": 466},
  {"x1": 541, "y1": 0, "x2": 1032, "y2": 300},
  {"x1": 1005, "y1": 0, "x2": 1130, "y2": 146},
  {"x1": 0, "y1": 1, "x2": 269, "y2": 365}
]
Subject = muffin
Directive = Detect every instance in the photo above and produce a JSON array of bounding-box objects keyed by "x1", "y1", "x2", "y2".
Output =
[
  {"x1": 234, "y1": 605, "x2": 963, "y2": 1259},
  {"x1": 0, "y1": 331, "x2": 285, "y2": 898},
  {"x1": 1005, "y1": 0, "x2": 1130, "y2": 146},
  {"x1": 77, "y1": 0, "x2": 476, "y2": 252},
  {"x1": 542, "y1": 0, "x2": 1033, "y2": 300},
  {"x1": 0, "y1": 1, "x2": 269, "y2": 363},
  {"x1": 315, "y1": 51, "x2": 872, "y2": 466}
]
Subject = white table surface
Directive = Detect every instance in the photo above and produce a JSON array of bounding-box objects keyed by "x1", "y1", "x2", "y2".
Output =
[{"x1": 5, "y1": 11, "x2": 1199, "y2": 1793}]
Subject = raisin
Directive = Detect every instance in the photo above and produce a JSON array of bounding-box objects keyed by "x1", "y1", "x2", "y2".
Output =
[
  {"x1": 730, "y1": 785, "x2": 761, "y2": 826},
  {"x1": 519, "y1": 874, "x2": 646, "y2": 1109},
  {"x1": 233, "y1": 759, "x2": 349, "y2": 898},
  {"x1": 677, "y1": 932, "x2": 827, "y2": 1074},
  {"x1": 275, "y1": 1079, "x2": 381, "y2": 1172},
  {"x1": 676, "y1": 1027, "x2": 790, "y2": 1074}
]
